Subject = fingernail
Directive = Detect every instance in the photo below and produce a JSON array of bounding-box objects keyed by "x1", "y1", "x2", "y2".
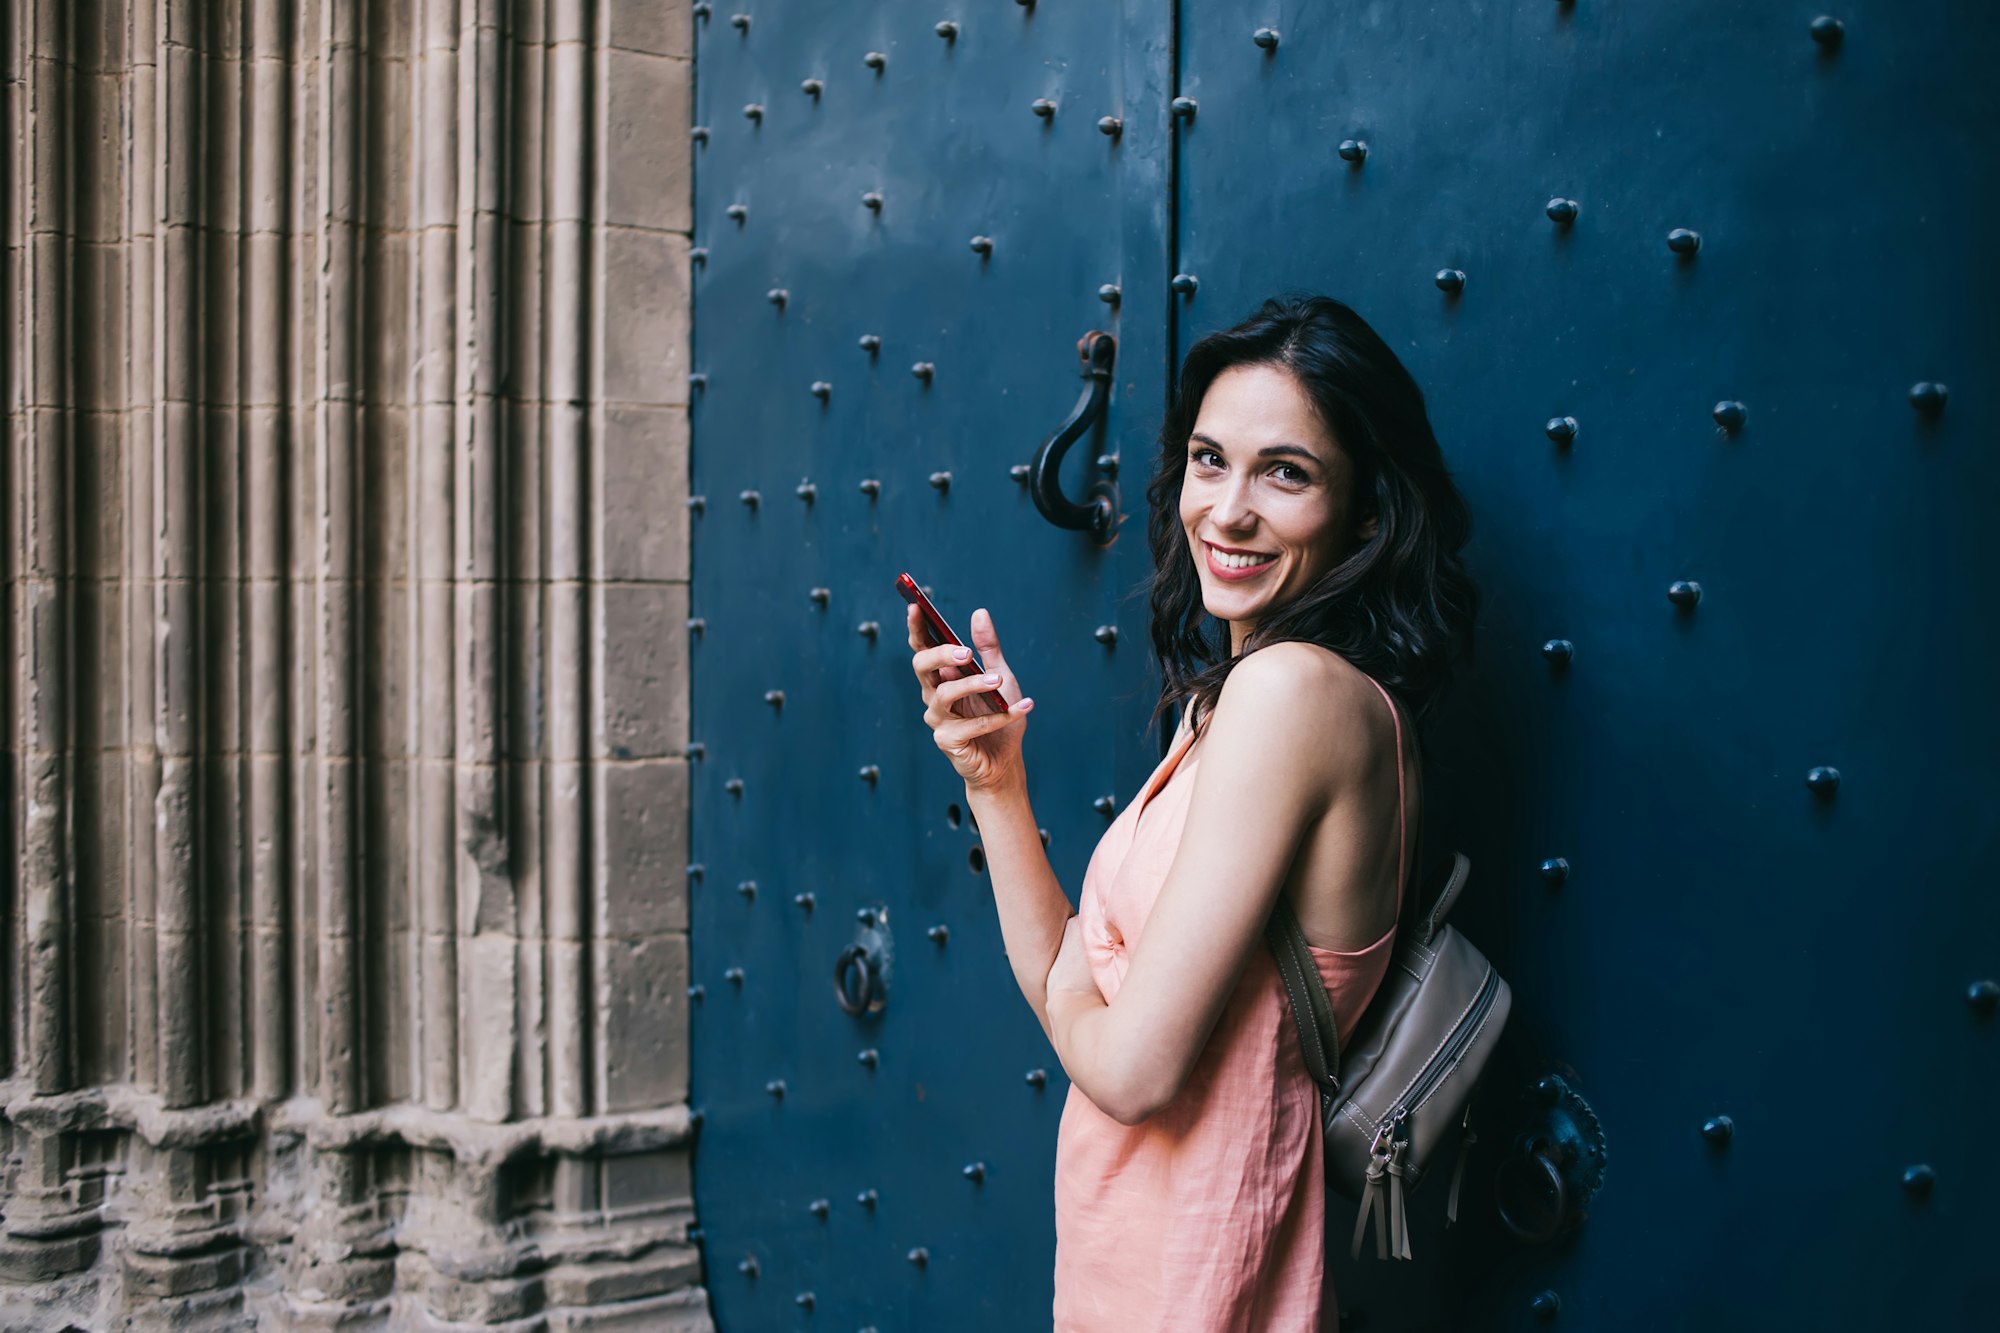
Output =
[
  {"x1": 981, "y1": 673, "x2": 1000, "y2": 685},
  {"x1": 1017, "y1": 697, "x2": 1034, "y2": 711},
  {"x1": 953, "y1": 647, "x2": 971, "y2": 661}
]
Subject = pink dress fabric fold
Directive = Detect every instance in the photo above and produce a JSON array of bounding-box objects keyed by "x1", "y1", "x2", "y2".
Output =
[{"x1": 1052, "y1": 678, "x2": 1408, "y2": 1332}]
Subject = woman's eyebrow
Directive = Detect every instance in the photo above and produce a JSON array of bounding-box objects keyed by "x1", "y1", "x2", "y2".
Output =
[{"x1": 1190, "y1": 432, "x2": 1319, "y2": 464}]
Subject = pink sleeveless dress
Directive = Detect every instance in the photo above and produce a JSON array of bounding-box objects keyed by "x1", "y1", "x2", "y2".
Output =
[{"x1": 1052, "y1": 677, "x2": 1410, "y2": 1332}]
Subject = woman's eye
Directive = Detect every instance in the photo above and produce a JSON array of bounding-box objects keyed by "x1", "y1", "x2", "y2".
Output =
[{"x1": 1275, "y1": 464, "x2": 1308, "y2": 483}]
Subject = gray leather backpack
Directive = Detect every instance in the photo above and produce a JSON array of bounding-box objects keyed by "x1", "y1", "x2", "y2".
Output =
[{"x1": 1265, "y1": 848, "x2": 1511, "y2": 1260}]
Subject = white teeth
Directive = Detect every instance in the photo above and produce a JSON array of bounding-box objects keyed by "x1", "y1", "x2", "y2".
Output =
[{"x1": 1213, "y1": 547, "x2": 1275, "y2": 569}]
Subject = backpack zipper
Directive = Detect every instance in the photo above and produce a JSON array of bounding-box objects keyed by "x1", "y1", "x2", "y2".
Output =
[{"x1": 1379, "y1": 965, "x2": 1500, "y2": 1131}]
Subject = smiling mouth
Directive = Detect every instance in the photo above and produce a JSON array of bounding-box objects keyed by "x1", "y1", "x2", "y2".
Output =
[{"x1": 1205, "y1": 542, "x2": 1278, "y2": 571}]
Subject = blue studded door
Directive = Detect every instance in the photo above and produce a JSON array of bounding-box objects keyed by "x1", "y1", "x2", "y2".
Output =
[
  {"x1": 1173, "y1": 2, "x2": 1999, "y2": 1329},
  {"x1": 691, "y1": 2, "x2": 1998, "y2": 1330},
  {"x1": 688, "y1": 5, "x2": 1172, "y2": 1328}
]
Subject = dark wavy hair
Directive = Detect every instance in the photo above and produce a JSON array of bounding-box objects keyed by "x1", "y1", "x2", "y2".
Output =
[{"x1": 1146, "y1": 293, "x2": 1479, "y2": 742}]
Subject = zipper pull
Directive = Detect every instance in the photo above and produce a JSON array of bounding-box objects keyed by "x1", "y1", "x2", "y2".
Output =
[
  {"x1": 1387, "y1": 1135, "x2": 1414, "y2": 1260},
  {"x1": 1446, "y1": 1102, "x2": 1477, "y2": 1226},
  {"x1": 1351, "y1": 1124, "x2": 1396, "y2": 1260}
]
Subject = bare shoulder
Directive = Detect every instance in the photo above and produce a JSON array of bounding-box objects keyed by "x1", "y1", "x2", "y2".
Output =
[{"x1": 1209, "y1": 642, "x2": 1394, "y2": 792}]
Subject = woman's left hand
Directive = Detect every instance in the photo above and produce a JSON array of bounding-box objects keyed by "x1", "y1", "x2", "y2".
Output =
[{"x1": 1046, "y1": 914, "x2": 1101, "y2": 1003}]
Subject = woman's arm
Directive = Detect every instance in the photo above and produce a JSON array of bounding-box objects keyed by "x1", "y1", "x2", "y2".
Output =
[
  {"x1": 964, "y1": 775, "x2": 1078, "y2": 1046},
  {"x1": 1045, "y1": 643, "x2": 1370, "y2": 1125}
]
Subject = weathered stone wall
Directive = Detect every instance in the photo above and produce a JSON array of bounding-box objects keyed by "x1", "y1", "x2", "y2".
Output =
[{"x1": 1, "y1": 1, "x2": 701, "y2": 1327}]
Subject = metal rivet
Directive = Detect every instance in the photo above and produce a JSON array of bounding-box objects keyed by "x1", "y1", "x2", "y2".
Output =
[
  {"x1": 809, "y1": 587, "x2": 830, "y2": 608},
  {"x1": 1541, "y1": 639, "x2": 1574, "y2": 666},
  {"x1": 912, "y1": 362, "x2": 936, "y2": 383},
  {"x1": 1171, "y1": 97, "x2": 1198, "y2": 121},
  {"x1": 1096, "y1": 452, "x2": 1119, "y2": 478},
  {"x1": 690, "y1": 126, "x2": 710, "y2": 144},
  {"x1": 1968, "y1": 979, "x2": 2000, "y2": 1013},
  {"x1": 859, "y1": 479, "x2": 882, "y2": 500},
  {"x1": 1530, "y1": 1289, "x2": 1560, "y2": 1320},
  {"x1": 687, "y1": 983, "x2": 706, "y2": 1002},
  {"x1": 795, "y1": 1293, "x2": 815, "y2": 1311},
  {"x1": 857, "y1": 620, "x2": 880, "y2": 640},
  {"x1": 858, "y1": 1048, "x2": 879, "y2": 1070},
  {"x1": 1805, "y1": 765, "x2": 1840, "y2": 796},
  {"x1": 690, "y1": 246, "x2": 708, "y2": 265},
  {"x1": 688, "y1": 372, "x2": 708, "y2": 392},
  {"x1": 1701, "y1": 1115, "x2": 1734, "y2": 1145},
  {"x1": 1435, "y1": 268, "x2": 1466, "y2": 294},
  {"x1": 728, "y1": 12, "x2": 749, "y2": 32},
  {"x1": 794, "y1": 892, "x2": 815, "y2": 912},
  {"x1": 811, "y1": 381, "x2": 832, "y2": 401},
  {"x1": 1809, "y1": 15, "x2": 1844, "y2": 49},
  {"x1": 1539, "y1": 857, "x2": 1570, "y2": 886},
  {"x1": 1909, "y1": 381, "x2": 1948, "y2": 415},
  {"x1": 687, "y1": 617, "x2": 707, "y2": 637},
  {"x1": 687, "y1": 862, "x2": 705, "y2": 882},
  {"x1": 689, "y1": 1108, "x2": 705, "y2": 1129},
  {"x1": 864, "y1": 51, "x2": 886, "y2": 71},
  {"x1": 856, "y1": 907, "x2": 877, "y2": 926},
  {"x1": 765, "y1": 1079, "x2": 786, "y2": 1098},
  {"x1": 856, "y1": 1187, "x2": 878, "y2": 1208},
  {"x1": 725, "y1": 966, "x2": 744, "y2": 985},
  {"x1": 970, "y1": 236, "x2": 993, "y2": 256},
  {"x1": 1533, "y1": 1077, "x2": 1562, "y2": 1105},
  {"x1": 1093, "y1": 625, "x2": 1117, "y2": 647},
  {"x1": 1546, "y1": 196, "x2": 1578, "y2": 224},
  {"x1": 968, "y1": 847, "x2": 985, "y2": 874},
  {"x1": 863, "y1": 190, "x2": 883, "y2": 212},
  {"x1": 737, "y1": 880, "x2": 757, "y2": 901},
  {"x1": 935, "y1": 20, "x2": 958, "y2": 41},
  {"x1": 766, "y1": 288, "x2": 788, "y2": 309},
  {"x1": 738, "y1": 1255, "x2": 759, "y2": 1278},
  {"x1": 687, "y1": 495, "x2": 707, "y2": 516},
  {"x1": 726, "y1": 203, "x2": 747, "y2": 222},
  {"x1": 1038, "y1": 828, "x2": 1050, "y2": 848},
  {"x1": 796, "y1": 481, "x2": 818, "y2": 503},
  {"x1": 740, "y1": 489, "x2": 760, "y2": 509},
  {"x1": 1338, "y1": 138, "x2": 1368, "y2": 163},
  {"x1": 808, "y1": 1198, "x2": 830, "y2": 1219},
  {"x1": 907, "y1": 1247, "x2": 929, "y2": 1268},
  {"x1": 693, "y1": 2, "x2": 711, "y2": 19},
  {"x1": 946, "y1": 803, "x2": 962, "y2": 829},
  {"x1": 929, "y1": 471, "x2": 952, "y2": 493},
  {"x1": 1253, "y1": 27, "x2": 1280, "y2": 50},
  {"x1": 1098, "y1": 283, "x2": 1121, "y2": 305},
  {"x1": 1545, "y1": 416, "x2": 1578, "y2": 447},
  {"x1": 859, "y1": 333, "x2": 881, "y2": 353},
  {"x1": 928, "y1": 924, "x2": 950, "y2": 945},
  {"x1": 764, "y1": 689, "x2": 785, "y2": 711},
  {"x1": 1009, "y1": 464, "x2": 1031, "y2": 484},
  {"x1": 1032, "y1": 98, "x2": 1057, "y2": 119},
  {"x1": 963, "y1": 1162, "x2": 986, "y2": 1184},
  {"x1": 1094, "y1": 795, "x2": 1116, "y2": 818},
  {"x1": 1098, "y1": 115, "x2": 1123, "y2": 138},
  {"x1": 1712, "y1": 400, "x2": 1747, "y2": 433},
  {"x1": 801, "y1": 77, "x2": 823, "y2": 97},
  {"x1": 1902, "y1": 1163, "x2": 1935, "y2": 1196},
  {"x1": 858, "y1": 764, "x2": 881, "y2": 786},
  {"x1": 1171, "y1": 273, "x2": 1199, "y2": 296},
  {"x1": 1667, "y1": 227, "x2": 1702, "y2": 255},
  {"x1": 684, "y1": 742, "x2": 706, "y2": 761},
  {"x1": 743, "y1": 103, "x2": 764, "y2": 123},
  {"x1": 1025, "y1": 1068, "x2": 1047, "y2": 1089},
  {"x1": 1668, "y1": 580, "x2": 1702, "y2": 609},
  {"x1": 725, "y1": 778, "x2": 744, "y2": 796}
]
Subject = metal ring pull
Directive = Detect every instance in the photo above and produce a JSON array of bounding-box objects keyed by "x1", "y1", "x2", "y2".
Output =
[
  {"x1": 1494, "y1": 1139, "x2": 1570, "y2": 1244},
  {"x1": 833, "y1": 944, "x2": 878, "y2": 1015},
  {"x1": 1027, "y1": 331, "x2": 1119, "y2": 543}
]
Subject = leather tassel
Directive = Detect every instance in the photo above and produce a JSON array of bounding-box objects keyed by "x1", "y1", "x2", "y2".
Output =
[
  {"x1": 1445, "y1": 1125, "x2": 1476, "y2": 1226},
  {"x1": 1388, "y1": 1155, "x2": 1412, "y2": 1260},
  {"x1": 1352, "y1": 1157, "x2": 1390, "y2": 1260}
]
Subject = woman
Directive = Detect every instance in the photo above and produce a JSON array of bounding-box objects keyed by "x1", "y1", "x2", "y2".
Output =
[{"x1": 905, "y1": 295, "x2": 1479, "y2": 1330}]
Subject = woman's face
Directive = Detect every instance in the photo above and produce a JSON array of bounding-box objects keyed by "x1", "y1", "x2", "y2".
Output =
[{"x1": 1178, "y1": 363, "x2": 1377, "y2": 655}]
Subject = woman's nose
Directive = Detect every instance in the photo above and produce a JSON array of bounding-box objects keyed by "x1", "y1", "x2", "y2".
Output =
[{"x1": 1209, "y1": 477, "x2": 1259, "y2": 532}]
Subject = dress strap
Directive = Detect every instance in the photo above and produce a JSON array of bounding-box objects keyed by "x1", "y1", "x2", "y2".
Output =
[{"x1": 1362, "y1": 677, "x2": 1407, "y2": 918}]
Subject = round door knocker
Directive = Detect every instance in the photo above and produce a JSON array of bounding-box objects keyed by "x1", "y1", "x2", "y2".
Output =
[
  {"x1": 833, "y1": 903, "x2": 893, "y2": 1017},
  {"x1": 833, "y1": 944, "x2": 879, "y2": 1015},
  {"x1": 1495, "y1": 1073, "x2": 1607, "y2": 1244}
]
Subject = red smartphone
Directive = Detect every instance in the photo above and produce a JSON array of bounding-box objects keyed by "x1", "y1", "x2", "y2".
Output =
[{"x1": 896, "y1": 572, "x2": 1012, "y2": 716}]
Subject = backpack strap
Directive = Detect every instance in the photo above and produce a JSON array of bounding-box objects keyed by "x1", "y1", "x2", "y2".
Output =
[{"x1": 1265, "y1": 901, "x2": 1341, "y2": 1097}]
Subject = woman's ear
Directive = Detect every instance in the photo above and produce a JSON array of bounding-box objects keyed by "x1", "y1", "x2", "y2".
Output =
[{"x1": 1355, "y1": 509, "x2": 1380, "y2": 542}]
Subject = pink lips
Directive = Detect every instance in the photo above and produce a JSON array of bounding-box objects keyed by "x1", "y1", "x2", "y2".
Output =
[{"x1": 1204, "y1": 542, "x2": 1276, "y2": 582}]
